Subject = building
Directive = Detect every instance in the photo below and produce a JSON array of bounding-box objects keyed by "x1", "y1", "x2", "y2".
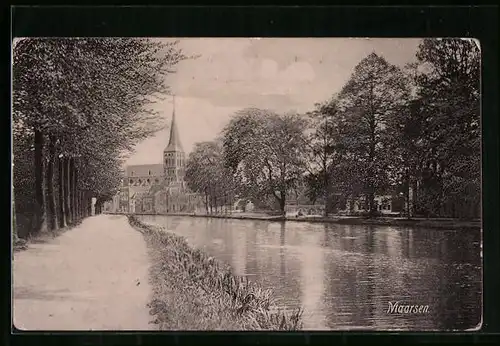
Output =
[
  {"x1": 283, "y1": 180, "x2": 406, "y2": 217},
  {"x1": 104, "y1": 95, "x2": 204, "y2": 214},
  {"x1": 284, "y1": 186, "x2": 325, "y2": 216},
  {"x1": 338, "y1": 193, "x2": 405, "y2": 216}
]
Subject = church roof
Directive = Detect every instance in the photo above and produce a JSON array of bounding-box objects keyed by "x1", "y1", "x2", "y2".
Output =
[
  {"x1": 164, "y1": 95, "x2": 184, "y2": 153},
  {"x1": 126, "y1": 164, "x2": 163, "y2": 177}
]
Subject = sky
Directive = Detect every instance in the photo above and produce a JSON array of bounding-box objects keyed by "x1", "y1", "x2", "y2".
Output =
[{"x1": 125, "y1": 38, "x2": 422, "y2": 166}]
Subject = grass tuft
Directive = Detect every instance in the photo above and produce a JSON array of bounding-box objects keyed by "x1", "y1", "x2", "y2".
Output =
[{"x1": 128, "y1": 215, "x2": 303, "y2": 331}]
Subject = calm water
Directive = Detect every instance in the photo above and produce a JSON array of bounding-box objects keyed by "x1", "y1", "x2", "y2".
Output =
[{"x1": 138, "y1": 215, "x2": 482, "y2": 331}]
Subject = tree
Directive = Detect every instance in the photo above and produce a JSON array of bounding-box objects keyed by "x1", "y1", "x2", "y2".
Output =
[
  {"x1": 412, "y1": 38, "x2": 480, "y2": 219},
  {"x1": 185, "y1": 140, "x2": 234, "y2": 214},
  {"x1": 304, "y1": 97, "x2": 348, "y2": 215},
  {"x1": 12, "y1": 38, "x2": 189, "y2": 236},
  {"x1": 222, "y1": 109, "x2": 308, "y2": 215},
  {"x1": 337, "y1": 52, "x2": 410, "y2": 216},
  {"x1": 385, "y1": 96, "x2": 426, "y2": 217}
]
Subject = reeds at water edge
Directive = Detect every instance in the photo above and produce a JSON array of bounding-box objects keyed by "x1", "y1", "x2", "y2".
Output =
[{"x1": 129, "y1": 216, "x2": 303, "y2": 331}]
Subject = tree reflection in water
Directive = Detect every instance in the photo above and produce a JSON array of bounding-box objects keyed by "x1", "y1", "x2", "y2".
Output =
[{"x1": 138, "y1": 215, "x2": 481, "y2": 331}]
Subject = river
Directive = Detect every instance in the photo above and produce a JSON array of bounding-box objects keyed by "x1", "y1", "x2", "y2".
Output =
[{"x1": 138, "y1": 215, "x2": 482, "y2": 331}]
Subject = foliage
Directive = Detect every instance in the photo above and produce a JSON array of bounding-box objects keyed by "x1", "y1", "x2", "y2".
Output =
[
  {"x1": 221, "y1": 109, "x2": 308, "y2": 213},
  {"x1": 412, "y1": 38, "x2": 480, "y2": 218},
  {"x1": 185, "y1": 140, "x2": 235, "y2": 213},
  {"x1": 333, "y1": 53, "x2": 410, "y2": 215},
  {"x1": 12, "y1": 38, "x2": 189, "y2": 236},
  {"x1": 175, "y1": 39, "x2": 480, "y2": 219},
  {"x1": 303, "y1": 97, "x2": 355, "y2": 213}
]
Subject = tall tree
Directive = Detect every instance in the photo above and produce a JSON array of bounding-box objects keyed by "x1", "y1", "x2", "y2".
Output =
[
  {"x1": 185, "y1": 140, "x2": 234, "y2": 214},
  {"x1": 304, "y1": 97, "x2": 347, "y2": 215},
  {"x1": 413, "y1": 38, "x2": 480, "y2": 218},
  {"x1": 222, "y1": 109, "x2": 308, "y2": 215},
  {"x1": 12, "y1": 38, "x2": 189, "y2": 236},
  {"x1": 385, "y1": 96, "x2": 426, "y2": 217},
  {"x1": 337, "y1": 52, "x2": 410, "y2": 216}
]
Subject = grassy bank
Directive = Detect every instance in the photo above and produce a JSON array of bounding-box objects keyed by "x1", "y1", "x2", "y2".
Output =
[
  {"x1": 123, "y1": 212, "x2": 480, "y2": 230},
  {"x1": 128, "y1": 215, "x2": 303, "y2": 331}
]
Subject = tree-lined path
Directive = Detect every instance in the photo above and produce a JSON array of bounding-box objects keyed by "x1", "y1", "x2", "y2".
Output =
[{"x1": 13, "y1": 215, "x2": 152, "y2": 331}]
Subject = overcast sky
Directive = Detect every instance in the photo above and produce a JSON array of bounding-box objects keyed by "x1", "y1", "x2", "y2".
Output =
[{"x1": 125, "y1": 38, "x2": 422, "y2": 166}]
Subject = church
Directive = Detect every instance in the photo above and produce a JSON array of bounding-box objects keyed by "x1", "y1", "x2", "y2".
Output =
[{"x1": 104, "y1": 96, "x2": 204, "y2": 214}]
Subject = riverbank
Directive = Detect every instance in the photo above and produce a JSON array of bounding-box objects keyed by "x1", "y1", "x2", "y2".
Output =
[
  {"x1": 128, "y1": 215, "x2": 303, "y2": 331},
  {"x1": 112, "y1": 212, "x2": 480, "y2": 230},
  {"x1": 289, "y1": 215, "x2": 481, "y2": 230}
]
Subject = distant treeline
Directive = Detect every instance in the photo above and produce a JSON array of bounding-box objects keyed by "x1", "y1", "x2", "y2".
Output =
[
  {"x1": 185, "y1": 39, "x2": 480, "y2": 219},
  {"x1": 12, "y1": 38, "x2": 189, "y2": 238}
]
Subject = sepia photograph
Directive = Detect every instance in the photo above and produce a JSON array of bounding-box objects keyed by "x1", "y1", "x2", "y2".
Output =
[{"x1": 12, "y1": 37, "x2": 482, "y2": 331}]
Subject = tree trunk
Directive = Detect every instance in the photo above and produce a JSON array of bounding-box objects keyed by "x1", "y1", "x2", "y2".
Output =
[
  {"x1": 87, "y1": 193, "x2": 90, "y2": 216},
  {"x1": 83, "y1": 193, "x2": 87, "y2": 217},
  {"x1": 46, "y1": 134, "x2": 57, "y2": 231},
  {"x1": 79, "y1": 190, "x2": 83, "y2": 220},
  {"x1": 82, "y1": 191, "x2": 86, "y2": 218},
  {"x1": 225, "y1": 193, "x2": 228, "y2": 214},
  {"x1": 12, "y1": 186, "x2": 18, "y2": 241},
  {"x1": 405, "y1": 173, "x2": 411, "y2": 219},
  {"x1": 76, "y1": 190, "x2": 80, "y2": 220},
  {"x1": 85, "y1": 193, "x2": 90, "y2": 217},
  {"x1": 367, "y1": 79, "x2": 377, "y2": 218},
  {"x1": 367, "y1": 191, "x2": 376, "y2": 217},
  {"x1": 34, "y1": 128, "x2": 47, "y2": 234},
  {"x1": 79, "y1": 189, "x2": 83, "y2": 219},
  {"x1": 70, "y1": 158, "x2": 77, "y2": 222},
  {"x1": 279, "y1": 190, "x2": 286, "y2": 215},
  {"x1": 64, "y1": 157, "x2": 72, "y2": 225},
  {"x1": 204, "y1": 190, "x2": 209, "y2": 214},
  {"x1": 58, "y1": 156, "x2": 66, "y2": 228},
  {"x1": 323, "y1": 167, "x2": 330, "y2": 217},
  {"x1": 209, "y1": 186, "x2": 213, "y2": 214},
  {"x1": 72, "y1": 162, "x2": 78, "y2": 222},
  {"x1": 411, "y1": 179, "x2": 418, "y2": 217}
]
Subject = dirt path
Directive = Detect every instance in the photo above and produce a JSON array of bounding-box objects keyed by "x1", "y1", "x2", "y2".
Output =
[{"x1": 13, "y1": 215, "x2": 153, "y2": 331}]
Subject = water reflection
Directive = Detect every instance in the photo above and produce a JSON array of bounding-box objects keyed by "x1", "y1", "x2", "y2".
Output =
[
  {"x1": 297, "y1": 226, "x2": 326, "y2": 329},
  {"x1": 140, "y1": 215, "x2": 482, "y2": 331}
]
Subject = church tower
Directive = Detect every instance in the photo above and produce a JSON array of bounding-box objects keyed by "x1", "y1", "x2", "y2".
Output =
[{"x1": 163, "y1": 95, "x2": 185, "y2": 185}]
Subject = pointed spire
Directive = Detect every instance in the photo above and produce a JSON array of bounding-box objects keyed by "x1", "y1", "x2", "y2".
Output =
[{"x1": 165, "y1": 94, "x2": 183, "y2": 152}]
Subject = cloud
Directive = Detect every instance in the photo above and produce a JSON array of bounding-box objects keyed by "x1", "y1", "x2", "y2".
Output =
[
  {"x1": 281, "y1": 61, "x2": 316, "y2": 82},
  {"x1": 126, "y1": 38, "x2": 422, "y2": 166},
  {"x1": 173, "y1": 55, "x2": 318, "y2": 110},
  {"x1": 259, "y1": 59, "x2": 279, "y2": 79}
]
